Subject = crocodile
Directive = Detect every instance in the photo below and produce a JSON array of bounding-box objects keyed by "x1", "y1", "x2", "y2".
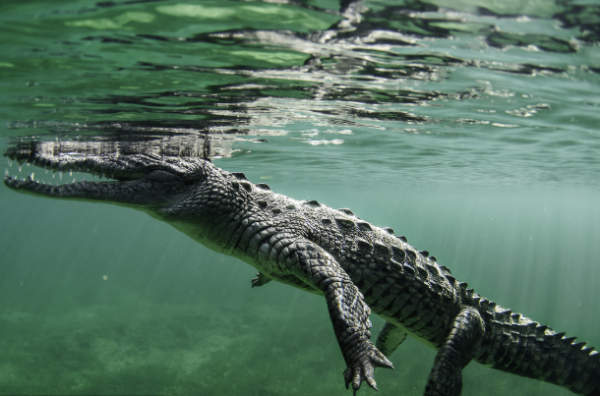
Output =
[{"x1": 4, "y1": 143, "x2": 600, "y2": 396}]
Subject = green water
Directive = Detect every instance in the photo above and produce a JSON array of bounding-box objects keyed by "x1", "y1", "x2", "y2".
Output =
[{"x1": 1, "y1": 0, "x2": 599, "y2": 395}]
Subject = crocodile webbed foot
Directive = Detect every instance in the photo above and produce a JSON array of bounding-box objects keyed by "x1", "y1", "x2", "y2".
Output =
[
  {"x1": 251, "y1": 272, "x2": 272, "y2": 288},
  {"x1": 343, "y1": 341, "x2": 394, "y2": 394}
]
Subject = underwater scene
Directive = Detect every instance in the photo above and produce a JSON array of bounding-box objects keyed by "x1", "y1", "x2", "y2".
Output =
[{"x1": 0, "y1": 0, "x2": 599, "y2": 395}]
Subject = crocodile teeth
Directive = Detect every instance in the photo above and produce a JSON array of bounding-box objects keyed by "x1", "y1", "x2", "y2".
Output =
[
  {"x1": 4, "y1": 168, "x2": 8, "y2": 177},
  {"x1": 30, "y1": 173, "x2": 35, "y2": 181}
]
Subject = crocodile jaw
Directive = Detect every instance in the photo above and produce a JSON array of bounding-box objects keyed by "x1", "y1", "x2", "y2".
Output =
[
  {"x1": 3, "y1": 145, "x2": 203, "y2": 209},
  {"x1": 4, "y1": 168, "x2": 156, "y2": 206}
]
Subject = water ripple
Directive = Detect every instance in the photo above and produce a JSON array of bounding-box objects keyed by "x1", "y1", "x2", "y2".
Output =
[{"x1": 1, "y1": 0, "x2": 599, "y2": 189}]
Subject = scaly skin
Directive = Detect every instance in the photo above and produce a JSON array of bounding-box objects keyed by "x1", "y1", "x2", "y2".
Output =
[{"x1": 4, "y1": 142, "x2": 600, "y2": 395}]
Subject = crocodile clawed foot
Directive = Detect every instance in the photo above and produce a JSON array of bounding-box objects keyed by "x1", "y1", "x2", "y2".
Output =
[
  {"x1": 251, "y1": 275, "x2": 260, "y2": 288},
  {"x1": 343, "y1": 348, "x2": 394, "y2": 394},
  {"x1": 251, "y1": 272, "x2": 271, "y2": 288}
]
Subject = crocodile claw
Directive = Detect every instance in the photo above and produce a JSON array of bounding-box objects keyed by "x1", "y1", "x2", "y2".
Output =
[
  {"x1": 251, "y1": 272, "x2": 272, "y2": 288},
  {"x1": 251, "y1": 275, "x2": 261, "y2": 288},
  {"x1": 343, "y1": 348, "x2": 393, "y2": 394}
]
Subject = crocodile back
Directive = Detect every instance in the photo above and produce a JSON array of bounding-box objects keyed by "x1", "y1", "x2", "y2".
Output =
[{"x1": 301, "y1": 203, "x2": 465, "y2": 346}]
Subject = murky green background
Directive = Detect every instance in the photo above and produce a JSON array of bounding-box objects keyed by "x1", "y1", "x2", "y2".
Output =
[{"x1": 1, "y1": 0, "x2": 599, "y2": 395}]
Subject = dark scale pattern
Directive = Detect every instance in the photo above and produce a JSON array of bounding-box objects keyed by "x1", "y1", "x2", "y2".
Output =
[{"x1": 4, "y1": 144, "x2": 600, "y2": 396}]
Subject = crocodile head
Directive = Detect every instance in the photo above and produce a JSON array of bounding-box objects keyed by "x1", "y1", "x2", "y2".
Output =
[{"x1": 3, "y1": 142, "x2": 213, "y2": 215}]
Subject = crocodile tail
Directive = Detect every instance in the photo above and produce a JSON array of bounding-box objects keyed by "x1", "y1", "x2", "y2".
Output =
[
  {"x1": 537, "y1": 334, "x2": 600, "y2": 396},
  {"x1": 476, "y1": 302, "x2": 600, "y2": 395}
]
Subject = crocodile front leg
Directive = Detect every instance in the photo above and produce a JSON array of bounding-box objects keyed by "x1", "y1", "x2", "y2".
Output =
[
  {"x1": 251, "y1": 272, "x2": 272, "y2": 287},
  {"x1": 281, "y1": 239, "x2": 394, "y2": 393},
  {"x1": 425, "y1": 307, "x2": 485, "y2": 396}
]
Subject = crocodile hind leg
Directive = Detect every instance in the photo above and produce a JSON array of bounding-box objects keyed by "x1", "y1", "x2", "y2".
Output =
[
  {"x1": 376, "y1": 321, "x2": 408, "y2": 358},
  {"x1": 424, "y1": 307, "x2": 485, "y2": 396},
  {"x1": 280, "y1": 238, "x2": 394, "y2": 394}
]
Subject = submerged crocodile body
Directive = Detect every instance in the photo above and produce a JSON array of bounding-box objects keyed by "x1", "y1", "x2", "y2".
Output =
[{"x1": 4, "y1": 144, "x2": 600, "y2": 396}]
